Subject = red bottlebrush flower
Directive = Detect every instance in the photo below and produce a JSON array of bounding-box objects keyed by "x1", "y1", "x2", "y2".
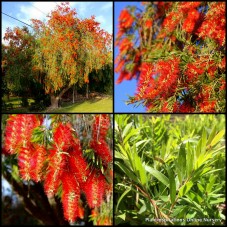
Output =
[
  {"x1": 30, "y1": 144, "x2": 47, "y2": 182},
  {"x1": 197, "y1": 2, "x2": 225, "y2": 47},
  {"x1": 179, "y1": 2, "x2": 201, "y2": 13},
  {"x1": 160, "y1": 102, "x2": 170, "y2": 113},
  {"x1": 62, "y1": 171, "x2": 80, "y2": 223},
  {"x1": 185, "y1": 62, "x2": 205, "y2": 83},
  {"x1": 187, "y1": 9, "x2": 200, "y2": 21},
  {"x1": 118, "y1": 38, "x2": 133, "y2": 54},
  {"x1": 18, "y1": 145, "x2": 33, "y2": 181},
  {"x1": 4, "y1": 114, "x2": 43, "y2": 154},
  {"x1": 116, "y1": 70, "x2": 132, "y2": 84},
  {"x1": 68, "y1": 149, "x2": 89, "y2": 185},
  {"x1": 200, "y1": 100, "x2": 216, "y2": 113},
  {"x1": 115, "y1": 59, "x2": 125, "y2": 73},
  {"x1": 220, "y1": 79, "x2": 226, "y2": 91},
  {"x1": 163, "y1": 12, "x2": 182, "y2": 33},
  {"x1": 92, "y1": 115, "x2": 110, "y2": 141},
  {"x1": 83, "y1": 170, "x2": 106, "y2": 208},
  {"x1": 118, "y1": 9, "x2": 134, "y2": 30},
  {"x1": 145, "y1": 19, "x2": 153, "y2": 28},
  {"x1": 53, "y1": 123, "x2": 75, "y2": 151},
  {"x1": 44, "y1": 168, "x2": 62, "y2": 198},
  {"x1": 182, "y1": 18, "x2": 196, "y2": 33},
  {"x1": 90, "y1": 139, "x2": 112, "y2": 164}
]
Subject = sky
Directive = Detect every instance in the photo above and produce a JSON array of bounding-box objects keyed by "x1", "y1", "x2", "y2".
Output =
[
  {"x1": 114, "y1": 2, "x2": 146, "y2": 113},
  {"x1": 2, "y1": 1, "x2": 113, "y2": 43}
]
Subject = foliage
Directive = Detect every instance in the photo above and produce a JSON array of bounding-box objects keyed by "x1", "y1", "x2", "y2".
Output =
[
  {"x1": 2, "y1": 27, "x2": 36, "y2": 100},
  {"x1": 115, "y1": 2, "x2": 226, "y2": 112},
  {"x1": 115, "y1": 114, "x2": 225, "y2": 225},
  {"x1": 31, "y1": 3, "x2": 112, "y2": 101},
  {"x1": 2, "y1": 114, "x2": 113, "y2": 225}
]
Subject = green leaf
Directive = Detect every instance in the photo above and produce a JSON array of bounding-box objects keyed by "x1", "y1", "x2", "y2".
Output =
[
  {"x1": 177, "y1": 143, "x2": 186, "y2": 183},
  {"x1": 207, "y1": 125, "x2": 217, "y2": 146},
  {"x1": 209, "y1": 198, "x2": 225, "y2": 205},
  {"x1": 206, "y1": 175, "x2": 216, "y2": 193},
  {"x1": 115, "y1": 187, "x2": 131, "y2": 213},
  {"x1": 117, "y1": 213, "x2": 126, "y2": 221},
  {"x1": 138, "y1": 204, "x2": 146, "y2": 214},
  {"x1": 145, "y1": 165, "x2": 169, "y2": 187},
  {"x1": 201, "y1": 127, "x2": 207, "y2": 154},
  {"x1": 179, "y1": 181, "x2": 193, "y2": 197},
  {"x1": 122, "y1": 122, "x2": 133, "y2": 139},
  {"x1": 210, "y1": 129, "x2": 225, "y2": 147},
  {"x1": 197, "y1": 183, "x2": 204, "y2": 193},
  {"x1": 166, "y1": 166, "x2": 176, "y2": 204}
]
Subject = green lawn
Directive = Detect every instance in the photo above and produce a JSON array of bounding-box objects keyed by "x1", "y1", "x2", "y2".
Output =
[
  {"x1": 2, "y1": 96, "x2": 113, "y2": 113},
  {"x1": 51, "y1": 96, "x2": 113, "y2": 113}
]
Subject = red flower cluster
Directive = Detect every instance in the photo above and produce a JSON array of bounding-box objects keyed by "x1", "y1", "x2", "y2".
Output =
[
  {"x1": 4, "y1": 114, "x2": 43, "y2": 154},
  {"x1": 163, "y1": 12, "x2": 182, "y2": 33},
  {"x1": 82, "y1": 170, "x2": 106, "y2": 208},
  {"x1": 178, "y1": 2, "x2": 201, "y2": 13},
  {"x1": 197, "y1": 2, "x2": 225, "y2": 46},
  {"x1": 182, "y1": 9, "x2": 200, "y2": 33},
  {"x1": 135, "y1": 57, "x2": 180, "y2": 108},
  {"x1": 117, "y1": 9, "x2": 134, "y2": 38},
  {"x1": 90, "y1": 115, "x2": 112, "y2": 165},
  {"x1": 118, "y1": 38, "x2": 133, "y2": 54},
  {"x1": 4, "y1": 115, "x2": 112, "y2": 224}
]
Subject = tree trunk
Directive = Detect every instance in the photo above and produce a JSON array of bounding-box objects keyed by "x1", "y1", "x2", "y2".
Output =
[
  {"x1": 49, "y1": 86, "x2": 71, "y2": 109},
  {"x1": 86, "y1": 83, "x2": 89, "y2": 99}
]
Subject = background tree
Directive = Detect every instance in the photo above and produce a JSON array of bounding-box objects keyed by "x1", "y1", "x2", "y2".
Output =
[
  {"x1": 115, "y1": 2, "x2": 226, "y2": 112},
  {"x1": 2, "y1": 114, "x2": 113, "y2": 226},
  {"x1": 31, "y1": 3, "x2": 112, "y2": 108},
  {"x1": 2, "y1": 26, "x2": 37, "y2": 107}
]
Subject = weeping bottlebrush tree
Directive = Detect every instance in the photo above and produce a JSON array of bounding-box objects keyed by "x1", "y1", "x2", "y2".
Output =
[
  {"x1": 115, "y1": 114, "x2": 225, "y2": 225},
  {"x1": 2, "y1": 114, "x2": 113, "y2": 226},
  {"x1": 115, "y1": 2, "x2": 226, "y2": 112}
]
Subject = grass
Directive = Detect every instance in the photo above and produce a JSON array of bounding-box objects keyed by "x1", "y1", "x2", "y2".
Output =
[
  {"x1": 2, "y1": 96, "x2": 113, "y2": 113},
  {"x1": 52, "y1": 96, "x2": 113, "y2": 113}
]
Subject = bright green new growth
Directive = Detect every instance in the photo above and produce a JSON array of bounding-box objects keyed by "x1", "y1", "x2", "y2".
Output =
[{"x1": 115, "y1": 114, "x2": 225, "y2": 226}]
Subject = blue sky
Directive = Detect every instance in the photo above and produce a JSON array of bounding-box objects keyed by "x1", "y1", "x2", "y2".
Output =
[
  {"x1": 114, "y1": 2, "x2": 145, "y2": 113},
  {"x1": 2, "y1": 1, "x2": 113, "y2": 43}
]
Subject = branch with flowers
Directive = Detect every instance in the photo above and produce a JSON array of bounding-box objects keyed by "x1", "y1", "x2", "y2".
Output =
[
  {"x1": 2, "y1": 114, "x2": 113, "y2": 226},
  {"x1": 115, "y1": 2, "x2": 226, "y2": 113}
]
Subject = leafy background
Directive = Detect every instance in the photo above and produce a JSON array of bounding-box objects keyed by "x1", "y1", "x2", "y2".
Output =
[{"x1": 115, "y1": 114, "x2": 225, "y2": 225}]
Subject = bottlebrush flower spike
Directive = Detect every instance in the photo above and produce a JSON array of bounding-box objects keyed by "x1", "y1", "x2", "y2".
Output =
[
  {"x1": 18, "y1": 145, "x2": 33, "y2": 181},
  {"x1": 68, "y1": 147, "x2": 89, "y2": 185},
  {"x1": 44, "y1": 147, "x2": 68, "y2": 197},
  {"x1": 62, "y1": 172, "x2": 80, "y2": 223},
  {"x1": 53, "y1": 123, "x2": 76, "y2": 151},
  {"x1": 83, "y1": 170, "x2": 106, "y2": 208},
  {"x1": 4, "y1": 114, "x2": 43, "y2": 154},
  {"x1": 30, "y1": 144, "x2": 47, "y2": 182},
  {"x1": 92, "y1": 115, "x2": 110, "y2": 140},
  {"x1": 90, "y1": 139, "x2": 112, "y2": 164}
]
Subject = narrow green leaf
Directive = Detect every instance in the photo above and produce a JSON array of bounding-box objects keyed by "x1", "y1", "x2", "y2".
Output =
[
  {"x1": 207, "y1": 125, "x2": 217, "y2": 146},
  {"x1": 179, "y1": 181, "x2": 193, "y2": 197},
  {"x1": 138, "y1": 204, "x2": 146, "y2": 214},
  {"x1": 117, "y1": 213, "x2": 126, "y2": 221},
  {"x1": 167, "y1": 166, "x2": 176, "y2": 204},
  {"x1": 201, "y1": 127, "x2": 207, "y2": 154},
  {"x1": 115, "y1": 187, "x2": 131, "y2": 213},
  {"x1": 123, "y1": 128, "x2": 138, "y2": 145},
  {"x1": 122, "y1": 122, "x2": 133, "y2": 138},
  {"x1": 197, "y1": 183, "x2": 204, "y2": 193},
  {"x1": 209, "y1": 198, "x2": 225, "y2": 205},
  {"x1": 145, "y1": 165, "x2": 169, "y2": 187},
  {"x1": 206, "y1": 175, "x2": 216, "y2": 193},
  {"x1": 177, "y1": 144, "x2": 186, "y2": 183},
  {"x1": 210, "y1": 129, "x2": 225, "y2": 147}
]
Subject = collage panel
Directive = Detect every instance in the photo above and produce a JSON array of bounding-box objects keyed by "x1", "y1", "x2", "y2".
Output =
[
  {"x1": 2, "y1": 114, "x2": 113, "y2": 226},
  {"x1": 2, "y1": 2, "x2": 113, "y2": 113},
  {"x1": 114, "y1": 2, "x2": 226, "y2": 113},
  {"x1": 114, "y1": 114, "x2": 225, "y2": 226}
]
